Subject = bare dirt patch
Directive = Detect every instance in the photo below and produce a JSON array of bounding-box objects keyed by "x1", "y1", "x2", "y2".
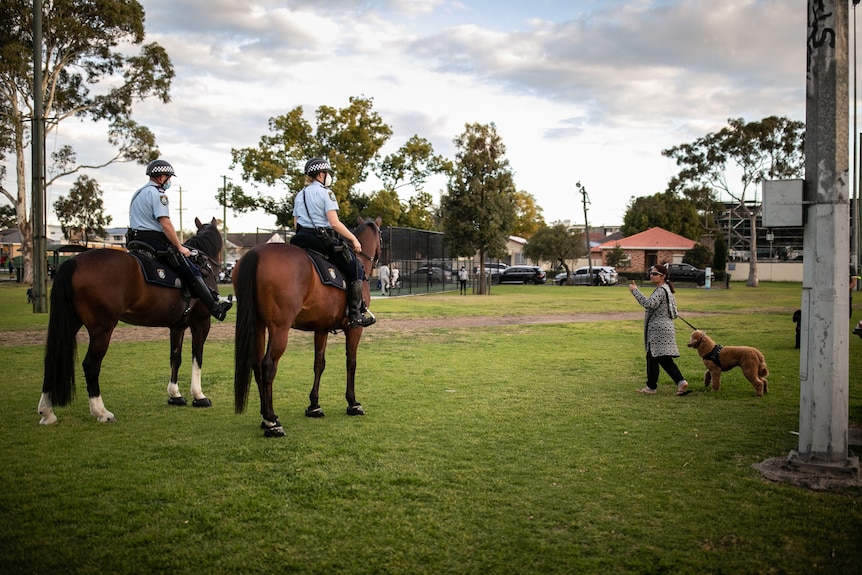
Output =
[{"x1": 2, "y1": 312, "x2": 646, "y2": 348}]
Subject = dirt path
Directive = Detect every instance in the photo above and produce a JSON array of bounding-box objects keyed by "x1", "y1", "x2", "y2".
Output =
[{"x1": 2, "y1": 312, "x2": 651, "y2": 348}]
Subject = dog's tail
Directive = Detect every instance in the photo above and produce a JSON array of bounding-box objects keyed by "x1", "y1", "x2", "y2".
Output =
[{"x1": 758, "y1": 351, "x2": 769, "y2": 378}]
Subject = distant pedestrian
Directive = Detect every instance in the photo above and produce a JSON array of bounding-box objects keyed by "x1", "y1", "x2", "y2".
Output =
[
  {"x1": 390, "y1": 264, "x2": 400, "y2": 294},
  {"x1": 379, "y1": 263, "x2": 391, "y2": 296},
  {"x1": 458, "y1": 266, "x2": 468, "y2": 295}
]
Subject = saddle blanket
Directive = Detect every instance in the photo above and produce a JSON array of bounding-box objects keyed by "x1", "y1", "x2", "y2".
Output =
[
  {"x1": 129, "y1": 250, "x2": 182, "y2": 288},
  {"x1": 306, "y1": 250, "x2": 346, "y2": 290}
]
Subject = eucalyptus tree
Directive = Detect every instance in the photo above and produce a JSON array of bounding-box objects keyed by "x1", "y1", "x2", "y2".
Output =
[
  {"x1": 0, "y1": 0, "x2": 172, "y2": 282},
  {"x1": 662, "y1": 116, "x2": 804, "y2": 286}
]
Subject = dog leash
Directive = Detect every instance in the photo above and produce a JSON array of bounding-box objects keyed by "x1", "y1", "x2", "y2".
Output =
[
  {"x1": 677, "y1": 315, "x2": 699, "y2": 331},
  {"x1": 660, "y1": 284, "x2": 699, "y2": 330}
]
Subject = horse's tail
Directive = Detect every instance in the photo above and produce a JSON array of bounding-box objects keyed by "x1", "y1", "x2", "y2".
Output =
[
  {"x1": 42, "y1": 259, "x2": 80, "y2": 406},
  {"x1": 233, "y1": 250, "x2": 260, "y2": 414}
]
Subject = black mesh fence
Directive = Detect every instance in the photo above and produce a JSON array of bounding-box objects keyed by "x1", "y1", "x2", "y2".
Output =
[{"x1": 373, "y1": 226, "x2": 507, "y2": 296}]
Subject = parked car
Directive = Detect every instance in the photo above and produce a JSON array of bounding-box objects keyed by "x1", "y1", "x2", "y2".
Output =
[
  {"x1": 663, "y1": 263, "x2": 714, "y2": 286},
  {"x1": 474, "y1": 262, "x2": 509, "y2": 279},
  {"x1": 555, "y1": 266, "x2": 619, "y2": 286},
  {"x1": 410, "y1": 266, "x2": 452, "y2": 285},
  {"x1": 497, "y1": 265, "x2": 546, "y2": 284}
]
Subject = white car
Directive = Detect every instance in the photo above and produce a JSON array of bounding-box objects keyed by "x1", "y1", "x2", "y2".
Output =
[{"x1": 555, "y1": 266, "x2": 619, "y2": 286}]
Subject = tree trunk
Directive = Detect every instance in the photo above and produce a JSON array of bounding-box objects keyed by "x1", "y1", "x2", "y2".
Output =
[{"x1": 14, "y1": 120, "x2": 33, "y2": 284}]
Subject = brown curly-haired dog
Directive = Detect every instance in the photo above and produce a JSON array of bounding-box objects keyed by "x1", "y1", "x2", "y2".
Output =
[{"x1": 686, "y1": 330, "x2": 769, "y2": 397}]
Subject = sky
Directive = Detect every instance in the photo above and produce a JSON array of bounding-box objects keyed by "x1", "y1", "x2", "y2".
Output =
[{"x1": 34, "y1": 0, "x2": 809, "y2": 234}]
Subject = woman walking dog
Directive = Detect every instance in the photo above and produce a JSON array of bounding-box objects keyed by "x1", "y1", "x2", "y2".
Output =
[{"x1": 629, "y1": 264, "x2": 690, "y2": 396}]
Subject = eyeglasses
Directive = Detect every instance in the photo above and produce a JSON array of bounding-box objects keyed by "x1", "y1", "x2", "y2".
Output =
[{"x1": 649, "y1": 271, "x2": 662, "y2": 276}]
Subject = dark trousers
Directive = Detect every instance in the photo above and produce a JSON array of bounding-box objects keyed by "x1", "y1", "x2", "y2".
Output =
[
  {"x1": 645, "y1": 353, "x2": 685, "y2": 389},
  {"x1": 290, "y1": 230, "x2": 364, "y2": 281},
  {"x1": 129, "y1": 236, "x2": 202, "y2": 284}
]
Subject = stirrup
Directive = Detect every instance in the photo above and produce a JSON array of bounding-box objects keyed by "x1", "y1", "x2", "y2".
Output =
[{"x1": 349, "y1": 310, "x2": 376, "y2": 328}]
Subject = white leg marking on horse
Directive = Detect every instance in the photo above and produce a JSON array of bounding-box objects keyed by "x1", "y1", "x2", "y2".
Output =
[
  {"x1": 88, "y1": 396, "x2": 116, "y2": 423},
  {"x1": 167, "y1": 380, "x2": 182, "y2": 399},
  {"x1": 38, "y1": 393, "x2": 58, "y2": 425},
  {"x1": 191, "y1": 358, "x2": 205, "y2": 400}
]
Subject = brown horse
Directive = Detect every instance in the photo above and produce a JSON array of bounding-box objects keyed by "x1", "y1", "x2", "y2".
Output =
[
  {"x1": 38, "y1": 217, "x2": 226, "y2": 425},
  {"x1": 233, "y1": 216, "x2": 381, "y2": 437}
]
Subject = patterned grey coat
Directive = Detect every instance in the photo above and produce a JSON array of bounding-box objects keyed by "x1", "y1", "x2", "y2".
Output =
[{"x1": 631, "y1": 284, "x2": 679, "y2": 358}]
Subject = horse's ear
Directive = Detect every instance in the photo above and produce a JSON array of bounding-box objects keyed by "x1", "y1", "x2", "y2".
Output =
[
  {"x1": 357, "y1": 215, "x2": 365, "y2": 226},
  {"x1": 375, "y1": 216, "x2": 382, "y2": 228},
  {"x1": 210, "y1": 217, "x2": 218, "y2": 228},
  {"x1": 195, "y1": 217, "x2": 202, "y2": 229}
]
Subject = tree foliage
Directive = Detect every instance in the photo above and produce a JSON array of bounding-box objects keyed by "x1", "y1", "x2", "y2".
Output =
[
  {"x1": 0, "y1": 203, "x2": 15, "y2": 229},
  {"x1": 230, "y1": 96, "x2": 394, "y2": 226},
  {"x1": 512, "y1": 191, "x2": 545, "y2": 239},
  {"x1": 662, "y1": 116, "x2": 804, "y2": 286},
  {"x1": 0, "y1": 0, "x2": 172, "y2": 282},
  {"x1": 231, "y1": 104, "x2": 451, "y2": 229},
  {"x1": 440, "y1": 123, "x2": 516, "y2": 294},
  {"x1": 53, "y1": 175, "x2": 111, "y2": 244},
  {"x1": 683, "y1": 242, "x2": 714, "y2": 270},
  {"x1": 522, "y1": 224, "x2": 584, "y2": 279},
  {"x1": 621, "y1": 191, "x2": 702, "y2": 240}
]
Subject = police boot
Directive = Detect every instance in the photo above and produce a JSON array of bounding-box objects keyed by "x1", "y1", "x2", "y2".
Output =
[
  {"x1": 190, "y1": 276, "x2": 233, "y2": 321},
  {"x1": 348, "y1": 280, "x2": 375, "y2": 328}
]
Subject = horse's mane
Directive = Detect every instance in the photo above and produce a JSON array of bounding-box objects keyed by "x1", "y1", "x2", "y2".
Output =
[
  {"x1": 185, "y1": 222, "x2": 222, "y2": 259},
  {"x1": 353, "y1": 218, "x2": 380, "y2": 237}
]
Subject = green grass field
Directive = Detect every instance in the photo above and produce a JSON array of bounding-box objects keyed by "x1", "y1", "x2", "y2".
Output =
[{"x1": 0, "y1": 281, "x2": 859, "y2": 574}]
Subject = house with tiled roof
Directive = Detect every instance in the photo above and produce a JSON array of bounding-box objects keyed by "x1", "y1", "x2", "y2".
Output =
[{"x1": 595, "y1": 227, "x2": 696, "y2": 273}]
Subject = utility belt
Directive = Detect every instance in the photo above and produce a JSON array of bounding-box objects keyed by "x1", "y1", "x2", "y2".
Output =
[
  {"x1": 127, "y1": 228, "x2": 168, "y2": 242},
  {"x1": 296, "y1": 224, "x2": 351, "y2": 262}
]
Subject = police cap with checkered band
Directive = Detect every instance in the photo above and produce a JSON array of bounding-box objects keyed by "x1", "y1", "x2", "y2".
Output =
[
  {"x1": 303, "y1": 158, "x2": 334, "y2": 176},
  {"x1": 146, "y1": 159, "x2": 176, "y2": 177}
]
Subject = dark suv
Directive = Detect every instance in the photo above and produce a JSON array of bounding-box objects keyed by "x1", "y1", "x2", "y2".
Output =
[
  {"x1": 497, "y1": 265, "x2": 546, "y2": 284},
  {"x1": 664, "y1": 263, "x2": 713, "y2": 286}
]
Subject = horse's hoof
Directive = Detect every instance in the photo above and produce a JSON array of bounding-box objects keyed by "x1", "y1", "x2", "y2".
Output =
[
  {"x1": 192, "y1": 398, "x2": 212, "y2": 408},
  {"x1": 305, "y1": 407, "x2": 325, "y2": 418},
  {"x1": 346, "y1": 404, "x2": 365, "y2": 416},
  {"x1": 262, "y1": 425, "x2": 286, "y2": 438},
  {"x1": 39, "y1": 413, "x2": 58, "y2": 425},
  {"x1": 167, "y1": 396, "x2": 187, "y2": 406}
]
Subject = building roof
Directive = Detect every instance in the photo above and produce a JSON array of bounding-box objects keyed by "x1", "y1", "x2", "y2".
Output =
[{"x1": 597, "y1": 227, "x2": 696, "y2": 250}]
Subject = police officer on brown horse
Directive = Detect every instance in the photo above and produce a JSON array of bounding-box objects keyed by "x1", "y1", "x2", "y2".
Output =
[
  {"x1": 290, "y1": 158, "x2": 375, "y2": 328},
  {"x1": 127, "y1": 159, "x2": 233, "y2": 321}
]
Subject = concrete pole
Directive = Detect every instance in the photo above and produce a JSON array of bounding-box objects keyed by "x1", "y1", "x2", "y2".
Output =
[
  {"x1": 796, "y1": 0, "x2": 855, "y2": 472},
  {"x1": 31, "y1": 0, "x2": 47, "y2": 313}
]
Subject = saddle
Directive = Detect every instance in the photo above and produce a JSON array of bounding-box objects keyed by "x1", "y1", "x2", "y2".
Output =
[
  {"x1": 126, "y1": 241, "x2": 185, "y2": 290},
  {"x1": 305, "y1": 250, "x2": 346, "y2": 290}
]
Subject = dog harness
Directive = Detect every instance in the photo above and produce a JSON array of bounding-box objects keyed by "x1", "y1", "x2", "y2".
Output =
[{"x1": 704, "y1": 344, "x2": 723, "y2": 370}]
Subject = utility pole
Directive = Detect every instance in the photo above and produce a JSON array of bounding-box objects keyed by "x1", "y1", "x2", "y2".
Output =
[
  {"x1": 31, "y1": 0, "x2": 47, "y2": 313},
  {"x1": 220, "y1": 175, "x2": 230, "y2": 267},
  {"x1": 177, "y1": 186, "x2": 185, "y2": 243},
  {"x1": 793, "y1": 0, "x2": 857, "y2": 477},
  {"x1": 576, "y1": 181, "x2": 592, "y2": 276}
]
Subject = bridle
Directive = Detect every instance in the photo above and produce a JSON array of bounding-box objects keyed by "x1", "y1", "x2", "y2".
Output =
[{"x1": 355, "y1": 223, "x2": 381, "y2": 268}]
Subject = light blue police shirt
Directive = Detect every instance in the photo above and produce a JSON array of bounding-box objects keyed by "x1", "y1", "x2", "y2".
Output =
[
  {"x1": 129, "y1": 182, "x2": 170, "y2": 231},
  {"x1": 293, "y1": 180, "x2": 339, "y2": 229}
]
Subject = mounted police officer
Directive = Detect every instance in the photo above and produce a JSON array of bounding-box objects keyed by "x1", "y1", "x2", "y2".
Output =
[
  {"x1": 127, "y1": 159, "x2": 233, "y2": 321},
  {"x1": 290, "y1": 158, "x2": 375, "y2": 328}
]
